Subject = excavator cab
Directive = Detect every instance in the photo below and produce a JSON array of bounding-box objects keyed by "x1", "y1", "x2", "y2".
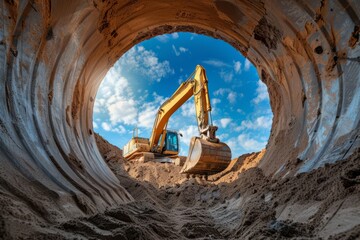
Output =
[{"x1": 162, "y1": 130, "x2": 179, "y2": 155}]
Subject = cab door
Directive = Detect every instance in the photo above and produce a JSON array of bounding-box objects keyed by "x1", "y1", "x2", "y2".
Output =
[{"x1": 163, "y1": 131, "x2": 179, "y2": 155}]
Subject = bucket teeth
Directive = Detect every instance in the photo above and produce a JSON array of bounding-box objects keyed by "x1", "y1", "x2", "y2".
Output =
[{"x1": 181, "y1": 137, "x2": 231, "y2": 175}]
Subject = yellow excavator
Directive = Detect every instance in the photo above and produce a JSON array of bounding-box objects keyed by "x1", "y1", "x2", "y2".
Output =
[{"x1": 122, "y1": 65, "x2": 231, "y2": 175}]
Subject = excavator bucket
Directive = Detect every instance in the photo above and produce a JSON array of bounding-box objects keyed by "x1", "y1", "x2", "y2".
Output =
[{"x1": 180, "y1": 137, "x2": 231, "y2": 175}]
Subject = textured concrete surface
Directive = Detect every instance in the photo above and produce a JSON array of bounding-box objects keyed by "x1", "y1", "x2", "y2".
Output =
[{"x1": 0, "y1": 0, "x2": 359, "y2": 221}]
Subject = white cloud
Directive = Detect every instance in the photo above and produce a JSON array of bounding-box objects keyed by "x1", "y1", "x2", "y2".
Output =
[
  {"x1": 179, "y1": 47, "x2": 188, "y2": 53},
  {"x1": 226, "y1": 133, "x2": 266, "y2": 154},
  {"x1": 101, "y1": 122, "x2": 126, "y2": 134},
  {"x1": 152, "y1": 92, "x2": 167, "y2": 105},
  {"x1": 236, "y1": 108, "x2": 245, "y2": 114},
  {"x1": 93, "y1": 121, "x2": 98, "y2": 129},
  {"x1": 108, "y1": 99, "x2": 138, "y2": 125},
  {"x1": 217, "y1": 133, "x2": 229, "y2": 140},
  {"x1": 226, "y1": 138, "x2": 238, "y2": 150},
  {"x1": 172, "y1": 45, "x2": 180, "y2": 56},
  {"x1": 214, "y1": 88, "x2": 227, "y2": 96},
  {"x1": 252, "y1": 79, "x2": 269, "y2": 104},
  {"x1": 211, "y1": 98, "x2": 221, "y2": 105},
  {"x1": 238, "y1": 134, "x2": 267, "y2": 152},
  {"x1": 179, "y1": 125, "x2": 199, "y2": 146},
  {"x1": 95, "y1": 69, "x2": 139, "y2": 126},
  {"x1": 210, "y1": 98, "x2": 221, "y2": 115},
  {"x1": 190, "y1": 33, "x2": 196, "y2": 41},
  {"x1": 172, "y1": 45, "x2": 188, "y2": 56},
  {"x1": 255, "y1": 116, "x2": 272, "y2": 128},
  {"x1": 219, "y1": 69, "x2": 234, "y2": 82},
  {"x1": 214, "y1": 88, "x2": 237, "y2": 104},
  {"x1": 234, "y1": 61, "x2": 241, "y2": 73},
  {"x1": 120, "y1": 46, "x2": 173, "y2": 82},
  {"x1": 220, "y1": 118, "x2": 232, "y2": 128},
  {"x1": 227, "y1": 92, "x2": 237, "y2": 104},
  {"x1": 102, "y1": 122, "x2": 111, "y2": 131},
  {"x1": 137, "y1": 104, "x2": 158, "y2": 129},
  {"x1": 156, "y1": 35, "x2": 169, "y2": 43},
  {"x1": 244, "y1": 58, "x2": 251, "y2": 71},
  {"x1": 180, "y1": 100, "x2": 196, "y2": 117},
  {"x1": 112, "y1": 125, "x2": 126, "y2": 134},
  {"x1": 171, "y1": 32, "x2": 179, "y2": 39},
  {"x1": 137, "y1": 93, "x2": 167, "y2": 129},
  {"x1": 202, "y1": 59, "x2": 230, "y2": 68},
  {"x1": 236, "y1": 115, "x2": 273, "y2": 131}
]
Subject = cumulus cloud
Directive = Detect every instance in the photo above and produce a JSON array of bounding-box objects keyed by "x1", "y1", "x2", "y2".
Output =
[
  {"x1": 210, "y1": 98, "x2": 221, "y2": 115},
  {"x1": 227, "y1": 92, "x2": 237, "y2": 104},
  {"x1": 115, "y1": 126, "x2": 126, "y2": 134},
  {"x1": 108, "y1": 99, "x2": 138, "y2": 125},
  {"x1": 171, "y1": 32, "x2": 179, "y2": 39},
  {"x1": 120, "y1": 46, "x2": 173, "y2": 82},
  {"x1": 214, "y1": 88, "x2": 237, "y2": 104},
  {"x1": 156, "y1": 35, "x2": 169, "y2": 43},
  {"x1": 238, "y1": 134, "x2": 267, "y2": 152},
  {"x1": 93, "y1": 121, "x2": 98, "y2": 129},
  {"x1": 226, "y1": 134, "x2": 267, "y2": 153},
  {"x1": 234, "y1": 61, "x2": 241, "y2": 73},
  {"x1": 244, "y1": 58, "x2": 251, "y2": 71},
  {"x1": 212, "y1": 98, "x2": 221, "y2": 105},
  {"x1": 214, "y1": 88, "x2": 226, "y2": 96},
  {"x1": 95, "y1": 66, "x2": 139, "y2": 127},
  {"x1": 137, "y1": 103, "x2": 158, "y2": 129},
  {"x1": 226, "y1": 138, "x2": 238, "y2": 150},
  {"x1": 217, "y1": 133, "x2": 229, "y2": 140},
  {"x1": 94, "y1": 57, "x2": 170, "y2": 130},
  {"x1": 252, "y1": 79, "x2": 269, "y2": 104},
  {"x1": 179, "y1": 125, "x2": 199, "y2": 146},
  {"x1": 236, "y1": 115, "x2": 273, "y2": 131},
  {"x1": 101, "y1": 122, "x2": 126, "y2": 134},
  {"x1": 137, "y1": 93, "x2": 167, "y2": 129},
  {"x1": 220, "y1": 118, "x2": 232, "y2": 128},
  {"x1": 219, "y1": 69, "x2": 234, "y2": 82},
  {"x1": 180, "y1": 99, "x2": 196, "y2": 117},
  {"x1": 102, "y1": 122, "x2": 111, "y2": 131}
]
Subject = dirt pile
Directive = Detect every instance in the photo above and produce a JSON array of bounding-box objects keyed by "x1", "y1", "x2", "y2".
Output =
[{"x1": 12, "y1": 133, "x2": 358, "y2": 239}]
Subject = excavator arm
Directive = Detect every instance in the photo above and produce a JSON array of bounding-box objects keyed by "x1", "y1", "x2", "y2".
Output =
[
  {"x1": 149, "y1": 65, "x2": 217, "y2": 152},
  {"x1": 149, "y1": 80, "x2": 193, "y2": 152}
]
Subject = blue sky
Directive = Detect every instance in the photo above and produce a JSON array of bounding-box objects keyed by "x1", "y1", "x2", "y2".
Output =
[{"x1": 93, "y1": 33, "x2": 272, "y2": 158}]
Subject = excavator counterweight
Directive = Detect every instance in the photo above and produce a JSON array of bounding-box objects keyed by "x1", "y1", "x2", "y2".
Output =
[{"x1": 123, "y1": 65, "x2": 231, "y2": 175}]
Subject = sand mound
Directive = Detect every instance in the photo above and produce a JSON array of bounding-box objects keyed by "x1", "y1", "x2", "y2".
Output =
[{"x1": 6, "y1": 133, "x2": 356, "y2": 239}]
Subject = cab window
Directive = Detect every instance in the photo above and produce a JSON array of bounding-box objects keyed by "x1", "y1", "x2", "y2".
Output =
[{"x1": 165, "y1": 132, "x2": 178, "y2": 152}]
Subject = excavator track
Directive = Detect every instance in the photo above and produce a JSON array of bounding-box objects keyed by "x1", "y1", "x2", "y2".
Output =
[{"x1": 180, "y1": 137, "x2": 231, "y2": 175}]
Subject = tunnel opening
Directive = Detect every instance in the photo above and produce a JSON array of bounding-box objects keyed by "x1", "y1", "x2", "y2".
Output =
[
  {"x1": 92, "y1": 32, "x2": 273, "y2": 181},
  {"x1": 1, "y1": 0, "x2": 359, "y2": 238}
]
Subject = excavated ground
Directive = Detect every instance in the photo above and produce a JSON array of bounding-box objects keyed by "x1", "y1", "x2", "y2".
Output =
[{"x1": 3, "y1": 133, "x2": 358, "y2": 239}]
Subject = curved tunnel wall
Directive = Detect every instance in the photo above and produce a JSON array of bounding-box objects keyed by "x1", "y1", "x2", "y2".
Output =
[{"x1": 0, "y1": 0, "x2": 359, "y2": 219}]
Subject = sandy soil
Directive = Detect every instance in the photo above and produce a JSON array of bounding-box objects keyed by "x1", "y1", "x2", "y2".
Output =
[{"x1": 1, "y1": 134, "x2": 360, "y2": 239}]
